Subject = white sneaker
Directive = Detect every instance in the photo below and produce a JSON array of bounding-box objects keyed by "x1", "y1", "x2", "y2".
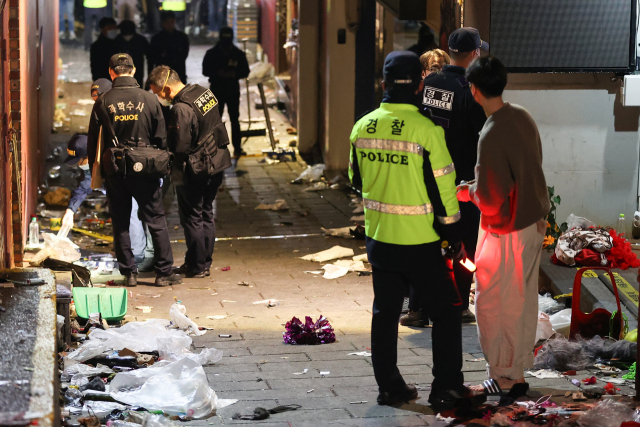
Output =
[
  {"x1": 59, "y1": 31, "x2": 67, "y2": 40},
  {"x1": 68, "y1": 32, "x2": 76, "y2": 40}
]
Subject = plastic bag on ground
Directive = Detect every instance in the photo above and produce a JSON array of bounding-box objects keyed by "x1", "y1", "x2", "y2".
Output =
[
  {"x1": 31, "y1": 233, "x2": 81, "y2": 265},
  {"x1": 296, "y1": 164, "x2": 325, "y2": 182},
  {"x1": 110, "y1": 358, "x2": 220, "y2": 418},
  {"x1": 157, "y1": 336, "x2": 222, "y2": 365},
  {"x1": 170, "y1": 303, "x2": 205, "y2": 336},
  {"x1": 535, "y1": 312, "x2": 555, "y2": 342},
  {"x1": 566, "y1": 213, "x2": 595, "y2": 231},
  {"x1": 576, "y1": 399, "x2": 638, "y2": 427},
  {"x1": 87, "y1": 319, "x2": 192, "y2": 352},
  {"x1": 321, "y1": 264, "x2": 349, "y2": 279},
  {"x1": 549, "y1": 308, "x2": 572, "y2": 337},
  {"x1": 82, "y1": 401, "x2": 127, "y2": 420},
  {"x1": 65, "y1": 338, "x2": 108, "y2": 364},
  {"x1": 538, "y1": 293, "x2": 564, "y2": 314}
]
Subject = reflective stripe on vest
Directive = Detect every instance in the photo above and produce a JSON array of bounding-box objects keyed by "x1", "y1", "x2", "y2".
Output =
[
  {"x1": 355, "y1": 138, "x2": 423, "y2": 156},
  {"x1": 84, "y1": 0, "x2": 107, "y2": 7},
  {"x1": 364, "y1": 198, "x2": 433, "y2": 216},
  {"x1": 162, "y1": 0, "x2": 187, "y2": 11},
  {"x1": 438, "y1": 211, "x2": 461, "y2": 224}
]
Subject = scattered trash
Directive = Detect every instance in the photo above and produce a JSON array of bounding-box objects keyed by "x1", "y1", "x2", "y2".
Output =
[
  {"x1": 320, "y1": 371, "x2": 330, "y2": 376},
  {"x1": 535, "y1": 311, "x2": 555, "y2": 342},
  {"x1": 533, "y1": 335, "x2": 636, "y2": 371},
  {"x1": 352, "y1": 253, "x2": 368, "y2": 263},
  {"x1": 292, "y1": 369, "x2": 308, "y2": 375},
  {"x1": 538, "y1": 293, "x2": 565, "y2": 315},
  {"x1": 548, "y1": 308, "x2": 572, "y2": 337},
  {"x1": 303, "y1": 182, "x2": 328, "y2": 192},
  {"x1": 283, "y1": 315, "x2": 336, "y2": 345},
  {"x1": 350, "y1": 215, "x2": 365, "y2": 222},
  {"x1": 231, "y1": 404, "x2": 301, "y2": 421},
  {"x1": 221, "y1": 266, "x2": 231, "y2": 271},
  {"x1": 206, "y1": 314, "x2": 233, "y2": 320},
  {"x1": 304, "y1": 270, "x2": 323, "y2": 275},
  {"x1": 189, "y1": 287, "x2": 212, "y2": 290},
  {"x1": 219, "y1": 334, "x2": 232, "y2": 338},
  {"x1": 158, "y1": 337, "x2": 223, "y2": 365},
  {"x1": 255, "y1": 199, "x2": 289, "y2": 211},
  {"x1": 110, "y1": 358, "x2": 235, "y2": 418},
  {"x1": 436, "y1": 414, "x2": 456, "y2": 424},
  {"x1": 350, "y1": 401, "x2": 367, "y2": 404},
  {"x1": 170, "y1": 302, "x2": 205, "y2": 336},
  {"x1": 294, "y1": 164, "x2": 325, "y2": 182},
  {"x1": 238, "y1": 281, "x2": 252, "y2": 287},
  {"x1": 321, "y1": 227, "x2": 355, "y2": 238},
  {"x1": 301, "y1": 246, "x2": 354, "y2": 262},
  {"x1": 135, "y1": 306, "x2": 152, "y2": 313},
  {"x1": 321, "y1": 264, "x2": 349, "y2": 279},
  {"x1": 252, "y1": 299, "x2": 279, "y2": 307},
  {"x1": 466, "y1": 357, "x2": 485, "y2": 362},
  {"x1": 333, "y1": 259, "x2": 368, "y2": 272},
  {"x1": 582, "y1": 376, "x2": 597, "y2": 385},
  {"x1": 348, "y1": 351, "x2": 372, "y2": 357},
  {"x1": 527, "y1": 369, "x2": 564, "y2": 379},
  {"x1": 306, "y1": 389, "x2": 314, "y2": 393},
  {"x1": 44, "y1": 187, "x2": 71, "y2": 205}
]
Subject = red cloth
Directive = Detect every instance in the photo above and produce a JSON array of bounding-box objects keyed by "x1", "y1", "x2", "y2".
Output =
[
  {"x1": 606, "y1": 230, "x2": 640, "y2": 270},
  {"x1": 574, "y1": 248, "x2": 603, "y2": 266}
]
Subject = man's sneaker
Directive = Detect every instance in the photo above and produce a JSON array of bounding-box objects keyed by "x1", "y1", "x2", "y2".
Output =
[
  {"x1": 377, "y1": 384, "x2": 418, "y2": 406},
  {"x1": 461, "y1": 309, "x2": 476, "y2": 323},
  {"x1": 174, "y1": 264, "x2": 206, "y2": 278},
  {"x1": 400, "y1": 310, "x2": 428, "y2": 327},
  {"x1": 124, "y1": 274, "x2": 138, "y2": 287},
  {"x1": 205, "y1": 269, "x2": 211, "y2": 277},
  {"x1": 155, "y1": 273, "x2": 183, "y2": 286}
]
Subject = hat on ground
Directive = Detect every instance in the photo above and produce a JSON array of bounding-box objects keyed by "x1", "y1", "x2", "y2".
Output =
[
  {"x1": 383, "y1": 50, "x2": 422, "y2": 86},
  {"x1": 91, "y1": 78, "x2": 112, "y2": 97},
  {"x1": 109, "y1": 53, "x2": 134, "y2": 69},
  {"x1": 64, "y1": 134, "x2": 89, "y2": 166},
  {"x1": 448, "y1": 27, "x2": 489, "y2": 53}
]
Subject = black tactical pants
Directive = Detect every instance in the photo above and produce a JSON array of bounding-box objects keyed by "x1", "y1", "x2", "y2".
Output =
[
  {"x1": 175, "y1": 172, "x2": 224, "y2": 273},
  {"x1": 215, "y1": 89, "x2": 241, "y2": 154},
  {"x1": 106, "y1": 175, "x2": 174, "y2": 277},
  {"x1": 367, "y1": 238, "x2": 464, "y2": 395}
]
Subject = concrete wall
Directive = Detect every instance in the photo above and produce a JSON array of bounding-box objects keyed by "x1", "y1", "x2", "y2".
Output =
[{"x1": 466, "y1": 0, "x2": 640, "y2": 229}]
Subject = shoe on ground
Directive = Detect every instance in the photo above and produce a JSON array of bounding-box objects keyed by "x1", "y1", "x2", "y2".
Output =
[
  {"x1": 124, "y1": 273, "x2": 138, "y2": 287},
  {"x1": 174, "y1": 264, "x2": 206, "y2": 278},
  {"x1": 461, "y1": 309, "x2": 476, "y2": 323},
  {"x1": 137, "y1": 257, "x2": 155, "y2": 273},
  {"x1": 377, "y1": 384, "x2": 418, "y2": 406},
  {"x1": 400, "y1": 310, "x2": 428, "y2": 327},
  {"x1": 205, "y1": 269, "x2": 211, "y2": 277},
  {"x1": 155, "y1": 273, "x2": 183, "y2": 286},
  {"x1": 428, "y1": 388, "x2": 476, "y2": 411}
]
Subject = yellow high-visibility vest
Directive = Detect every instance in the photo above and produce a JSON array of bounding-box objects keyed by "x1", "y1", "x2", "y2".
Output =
[
  {"x1": 162, "y1": 0, "x2": 186, "y2": 11},
  {"x1": 83, "y1": 0, "x2": 108, "y2": 8}
]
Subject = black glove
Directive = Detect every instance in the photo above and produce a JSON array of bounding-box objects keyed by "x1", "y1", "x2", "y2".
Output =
[{"x1": 443, "y1": 241, "x2": 466, "y2": 261}]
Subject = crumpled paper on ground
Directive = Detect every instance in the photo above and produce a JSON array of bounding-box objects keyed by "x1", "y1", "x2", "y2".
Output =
[
  {"x1": 158, "y1": 336, "x2": 222, "y2": 365},
  {"x1": 255, "y1": 199, "x2": 289, "y2": 211},
  {"x1": 283, "y1": 315, "x2": 336, "y2": 345},
  {"x1": 527, "y1": 369, "x2": 564, "y2": 379},
  {"x1": 170, "y1": 303, "x2": 206, "y2": 336},
  {"x1": 321, "y1": 264, "x2": 349, "y2": 279},
  {"x1": 301, "y1": 246, "x2": 354, "y2": 262}
]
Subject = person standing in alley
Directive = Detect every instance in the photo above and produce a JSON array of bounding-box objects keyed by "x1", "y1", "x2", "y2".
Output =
[
  {"x1": 148, "y1": 65, "x2": 232, "y2": 278},
  {"x1": 402, "y1": 27, "x2": 488, "y2": 328},
  {"x1": 87, "y1": 54, "x2": 182, "y2": 287},
  {"x1": 349, "y1": 51, "x2": 465, "y2": 408},
  {"x1": 115, "y1": 20, "x2": 151, "y2": 88},
  {"x1": 149, "y1": 11, "x2": 190, "y2": 83},
  {"x1": 202, "y1": 26, "x2": 250, "y2": 157},
  {"x1": 90, "y1": 17, "x2": 118, "y2": 81},
  {"x1": 457, "y1": 56, "x2": 549, "y2": 392}
]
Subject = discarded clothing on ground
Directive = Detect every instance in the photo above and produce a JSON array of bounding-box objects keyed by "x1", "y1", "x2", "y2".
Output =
[
  {"x1": 283, "y1": 315, "x2": 336, "y2": 345},
  {"x1": 554, "y1": 228, "x2": 612, "y2": 266},
  {"x1": 232, "y1": 404, "x2": 301, "y2": 420},
  {"x1": 533, "y1": 335, "x2": 636, "y2": 371}
]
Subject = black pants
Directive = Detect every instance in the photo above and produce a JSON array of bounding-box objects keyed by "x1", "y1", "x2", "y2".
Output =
[
  {"x1": 175, "y1": 172, "x2": 224, "y2": 273},
  {"x1": 367, "y1": 238, "x2": 463, "y2": 394},
  {"x1": 106, "y1": 175, "x2": 174, "y2": 277},
  {"x1": 215, "y1": 89, "x2": 241, "y2": 153}
]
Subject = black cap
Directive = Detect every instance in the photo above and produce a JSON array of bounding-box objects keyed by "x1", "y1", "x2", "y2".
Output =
[
  {"x1": 220, "y1": 26, "x2": 233, "y2": 39},
  {"x1": 383, "y1": 51, "x2": 422, "y2": 86},
  {"x1": 64, "y1": 134, "x2": 88, "y2": 166},
  {"x1": 448, "y1": 27, "x2": 489, "y2": 53},
  {"x1": 91, "y1": 78, "x2": 112, "y2": 97},
  {"x1": 109, "y1": 53, "x2": 134, "y2": 69}
]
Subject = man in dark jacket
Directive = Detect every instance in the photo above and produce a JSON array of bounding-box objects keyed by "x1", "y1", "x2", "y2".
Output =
[
  {"x1": 202, "y1": 26, "x2": 250, "y2": 157},
  {"x1": 115, "y1": 20, "x2": 151, "y2": 88},
  {"x1": 148, "y1": 65, "x2": 232, "y2": 278},
  {"x1": 90, "y1": 17, "x2": 118, "y2": 81},
  {"x1": 149, "y1": 11, "x2": 190, "y2": 83},
  {"x1": 87, "y1": 54, "x2": 182, "y2": 287}
]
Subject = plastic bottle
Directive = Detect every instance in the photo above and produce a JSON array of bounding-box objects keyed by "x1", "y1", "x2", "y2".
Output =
[
  {"x1": 28, "y1": 217, "x2": 40, "y2": 246},
  {"x1": 616, "y1": 214, "x2": 626, "y2": 239}
]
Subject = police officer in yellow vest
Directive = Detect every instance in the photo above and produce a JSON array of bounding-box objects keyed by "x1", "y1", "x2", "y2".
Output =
[{"x1": 349, "y1": 51, "x2": 465, "y2": 408}]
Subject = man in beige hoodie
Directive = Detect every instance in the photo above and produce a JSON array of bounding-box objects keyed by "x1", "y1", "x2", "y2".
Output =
[{"x1": 457, "y1": 56, "x2": 550, "y2": 391}]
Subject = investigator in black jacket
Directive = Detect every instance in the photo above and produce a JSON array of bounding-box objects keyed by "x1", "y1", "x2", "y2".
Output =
[
  {"x1": 87, "y1": 54, "x2": 182, "y2": 287},
  {"x1": 149, "y1": 11, "x2": 190, "y2": 83},
  {"x1": 148, "y1": 65, "x2": 232, "y2": 278},
  {"x1": 202, "y1": 26, "x2": 250, "y2": 157},
  {"x1": 90, "y1": 17, "x2": 118, "y2": 81},
  {"x1": 115, "y1": 20, "x2": 151, "y2": 88}
]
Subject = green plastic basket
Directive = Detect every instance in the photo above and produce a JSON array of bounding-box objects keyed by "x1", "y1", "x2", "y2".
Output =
[{"x1": 72, "y1": 287, "x2": 128, "y2": 322}]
